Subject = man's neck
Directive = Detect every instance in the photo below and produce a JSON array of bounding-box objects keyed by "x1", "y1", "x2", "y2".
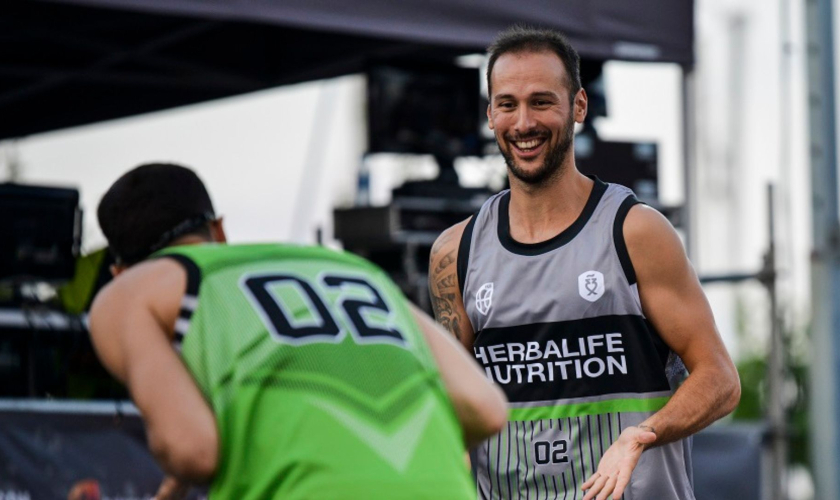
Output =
[
  {"x1": 507, "y1": 165, "x2": 594, "y2": 244},
  {"x1": 169, "y1": 235, "x2": 213, "y2": 247}
]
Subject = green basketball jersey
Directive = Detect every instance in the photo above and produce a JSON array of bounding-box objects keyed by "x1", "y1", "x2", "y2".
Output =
[{"x1": 156, "y1": 243, "x2": 473, "y2": 499}]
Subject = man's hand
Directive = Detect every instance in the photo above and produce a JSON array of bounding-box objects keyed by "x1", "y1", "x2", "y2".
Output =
[
  {"x1": 153, "y1": 476, "x2": 191, "y2": 500},
  {"x1": 580, "y1": 426, "x2": 657, "y2": 500}
]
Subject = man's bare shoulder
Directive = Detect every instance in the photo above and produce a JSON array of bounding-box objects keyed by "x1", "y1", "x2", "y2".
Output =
[
  {"x1": 88, "y1": 258, "x2": 187, "y2": 383},
  {"x1": 430, "y1": 217, "x2": 472, "y2": 291},
  {"x1": 430, "y1": 218, "x2": 471, "y2": 263},
  {"x1": 90, "y1": 258, "x2": 186, "y2": 333},
  {"x1": 623, "y1": 203, "x2": 706, "y2": 325},
  {"x1": 623, "y1": 204, "x2": 686, "y2": 266},
  {"x1": 95, "y1": 258, "x2": 184, "y2": 304}
]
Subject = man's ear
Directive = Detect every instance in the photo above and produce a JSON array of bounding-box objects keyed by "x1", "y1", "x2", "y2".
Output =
[
  {"x1": 487, "y1": 103, "x2": 495, "y2": 130},
  {"x1": 110, "y1": 264, "x2": 128, "y2": 277},
  {"x1": 211, "y1": 218, "x2": 227, "y2": 243},
  {"x1": 574, "y1": 88, "x2": 588, "y2": 124}
]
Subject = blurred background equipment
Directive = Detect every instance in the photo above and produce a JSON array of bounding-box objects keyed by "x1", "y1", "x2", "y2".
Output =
[
  {"x1": 0, "y1": 183, "x2": 118, "y2": 403},
  {"x1": 0, "y1": 183, "x2": 121, "y2": 402},
  {"x1": 0, "y1": 183, "x2": 81, "y2": 282},
  {"x1": 367, "y1": 61, "x2": 486, "y2": 196},
  {"x1": 575, "y1": 138, "x2": 659, "y2": 199},
  {"x1": 0, "y1": 243, "x2": 124, "y2": 401},
  {"x1": 367, "y1": 62, "x2": 481, "y2": 159},
  {"x1": 336, "y1": 60, "x2": 489, "y2": 307},
  {"x1": 574, "y1": 60, "x2": 659, "y2": 204}
]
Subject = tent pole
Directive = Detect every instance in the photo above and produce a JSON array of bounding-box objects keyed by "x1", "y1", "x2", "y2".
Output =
[
  {"x1": 763, "y1": 184, "x2": 787, "y2": 500},
  {"x1": 806, "y1": 0, "x2": 840, "y2": 498},
  {"x1": 681, "y1": 67, "x2": 696, "y2": 260}
]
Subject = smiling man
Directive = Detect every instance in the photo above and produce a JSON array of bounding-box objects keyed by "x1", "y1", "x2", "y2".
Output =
[{"x1": 429, "y1": 26, "x2": 740, "y2": 500}]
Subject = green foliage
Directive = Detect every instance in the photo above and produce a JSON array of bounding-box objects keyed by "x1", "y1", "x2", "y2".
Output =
[
  {"x1": 732, "y1": 357, "x2": 764, "y2": 420},
  {"x1": 732, "y1": 356, "x2": 810, "y2": 466}
]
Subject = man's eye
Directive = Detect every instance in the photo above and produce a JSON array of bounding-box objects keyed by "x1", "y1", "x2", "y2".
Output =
[{"x1": 498, "y1": 101, "x2": 515, "y2": 109}]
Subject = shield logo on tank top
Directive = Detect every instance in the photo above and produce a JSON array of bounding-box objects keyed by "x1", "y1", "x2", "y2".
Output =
[
  {"x1": 475, "y1": 282, "x2": 494, "y2": 315},
  {"x1": 578, "y1": 270, "x2": 605, "y2": 302}
]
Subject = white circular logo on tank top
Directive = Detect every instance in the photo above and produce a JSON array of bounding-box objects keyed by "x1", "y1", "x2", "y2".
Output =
[
  {"x1": 475, "y1": 282, "x2": 494, "y2": 315},
  {"x1": 578, "y1": 270, "x2": 605, "y2": 302}
]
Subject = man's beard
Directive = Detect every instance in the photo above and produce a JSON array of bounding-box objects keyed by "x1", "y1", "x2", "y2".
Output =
[{"x1": 500, "y1": 116, "x2": 575, "y2": 186}]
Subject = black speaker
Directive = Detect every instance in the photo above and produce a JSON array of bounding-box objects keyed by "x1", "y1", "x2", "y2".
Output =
[
  {"x1": 367, "y1": 62, "x2": 481, "y2": 158},
  {"x1": 575, "y1": 136, "x2": 658, "y2": 202},
  {"x1": 0, "y1": 183, "x2": 81, "y2": 281}
]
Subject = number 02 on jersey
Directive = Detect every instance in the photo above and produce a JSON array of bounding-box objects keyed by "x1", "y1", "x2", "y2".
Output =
[{"x1": 240, "y1": 272, "x2": 408, "y2": 348}]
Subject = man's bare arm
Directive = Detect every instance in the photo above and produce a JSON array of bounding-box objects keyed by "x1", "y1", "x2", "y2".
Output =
[
  {"x1": 410, "y1": 304, "x2": 506, "y2": 446},
  {"x1": 583, "y1": 205, "x2": 740, "y2": 500},
  {"x1": 629, "y1": 205, "x2": 741, "y2": 441},
  {"x1": 89, "y1": 260, "x2": 218, "y2": 482},
  {"x1": 428, "y1": 220, "x2": 475, "y2": 348}
]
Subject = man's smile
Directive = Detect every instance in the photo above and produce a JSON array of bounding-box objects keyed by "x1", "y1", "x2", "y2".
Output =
[{"x1": 508, "y1": 135, "x2": 548, "y2": 159}]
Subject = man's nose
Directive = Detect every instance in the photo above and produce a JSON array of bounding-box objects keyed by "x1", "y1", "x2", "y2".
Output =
[{"x1": 514, "y1": 106, "x2": 537, "y2": 135}]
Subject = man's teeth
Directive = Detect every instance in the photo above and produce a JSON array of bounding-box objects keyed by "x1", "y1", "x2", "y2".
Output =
[{"x1": 515, "y1": 139, "x2": 542, "y2": 150}]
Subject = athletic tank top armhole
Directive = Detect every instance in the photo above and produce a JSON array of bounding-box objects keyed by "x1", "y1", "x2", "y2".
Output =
[
  {"x1": 156, "y1": 253, "x2": 202, "y2": 296},
  {"x1": 613, "y1": 194, "x2": 643, "y2": 285},
  {"x1": 456, "y1": 215, "x2": 478, "y2": 297},
  {"x1": 153, "y1": 253, "x2": 203, "y2": 348}
]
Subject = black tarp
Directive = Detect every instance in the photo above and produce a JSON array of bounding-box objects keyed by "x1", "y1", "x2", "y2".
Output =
[
  {"x1": 0, "y1": 401, "x2": 205, "y2": 499},
  {"x1": 1, "y1": 0, "x2": 693, "y2": 139},
  {"x1": 0, "y1": 400, "x2": 761, "y2": 500}
]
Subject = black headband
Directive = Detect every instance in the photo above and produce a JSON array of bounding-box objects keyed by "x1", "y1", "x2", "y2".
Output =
[{"x1": 115, "y1": 211, "x2": 216, "y2": 265}]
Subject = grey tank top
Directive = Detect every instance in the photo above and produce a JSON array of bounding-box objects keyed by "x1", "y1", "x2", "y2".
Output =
[{"x1": 459, "y1": 178, "x2": 694, "y2": 500}]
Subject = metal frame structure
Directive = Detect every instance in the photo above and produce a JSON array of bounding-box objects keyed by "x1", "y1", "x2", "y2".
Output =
[
  {"x1": 698, "y1": 185, "x2": 787, "y2": 500},
  {"x1": 805, "y1": 0, "x2": 840, "y2": 498}
]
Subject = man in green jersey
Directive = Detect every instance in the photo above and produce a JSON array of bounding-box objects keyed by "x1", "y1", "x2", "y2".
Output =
[{"x1": 89, "y1": 163, "x2": 507, "y2": 499}]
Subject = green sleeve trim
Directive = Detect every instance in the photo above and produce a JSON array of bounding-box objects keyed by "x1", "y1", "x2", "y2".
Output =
[{"x1": 508, "y1": 396, "x2": 670, "y2": 421}]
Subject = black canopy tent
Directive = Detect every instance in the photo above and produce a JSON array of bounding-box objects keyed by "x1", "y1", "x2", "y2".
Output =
[{"x1": 1, "y1": 0, "x2": 694, "y2": 140}]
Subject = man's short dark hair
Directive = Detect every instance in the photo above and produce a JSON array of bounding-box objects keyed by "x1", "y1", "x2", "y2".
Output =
[
  {"x1": 486, "y1": 25, "x2": 582, "y2": 103},
  {"x1": 97, "y1": 163, "x2": 215, "y2": 265}
]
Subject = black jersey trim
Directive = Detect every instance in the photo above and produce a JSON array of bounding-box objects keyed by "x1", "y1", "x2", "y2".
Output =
[
  {"x1": 154, "y1": 253, "x2": 201, "y2": 346},
  {"x1": 497, "y1": 176, "x2": 608, "y2": 256},
  {"x1": 457, "y1": 215, "x2": 478, "y2": 297},
  {"x1": 613, "y1": 194, "x2": 643, "y2": 285},
  {"x1": 158, "y1": 253, "x2": 202, "y2": 297}
]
